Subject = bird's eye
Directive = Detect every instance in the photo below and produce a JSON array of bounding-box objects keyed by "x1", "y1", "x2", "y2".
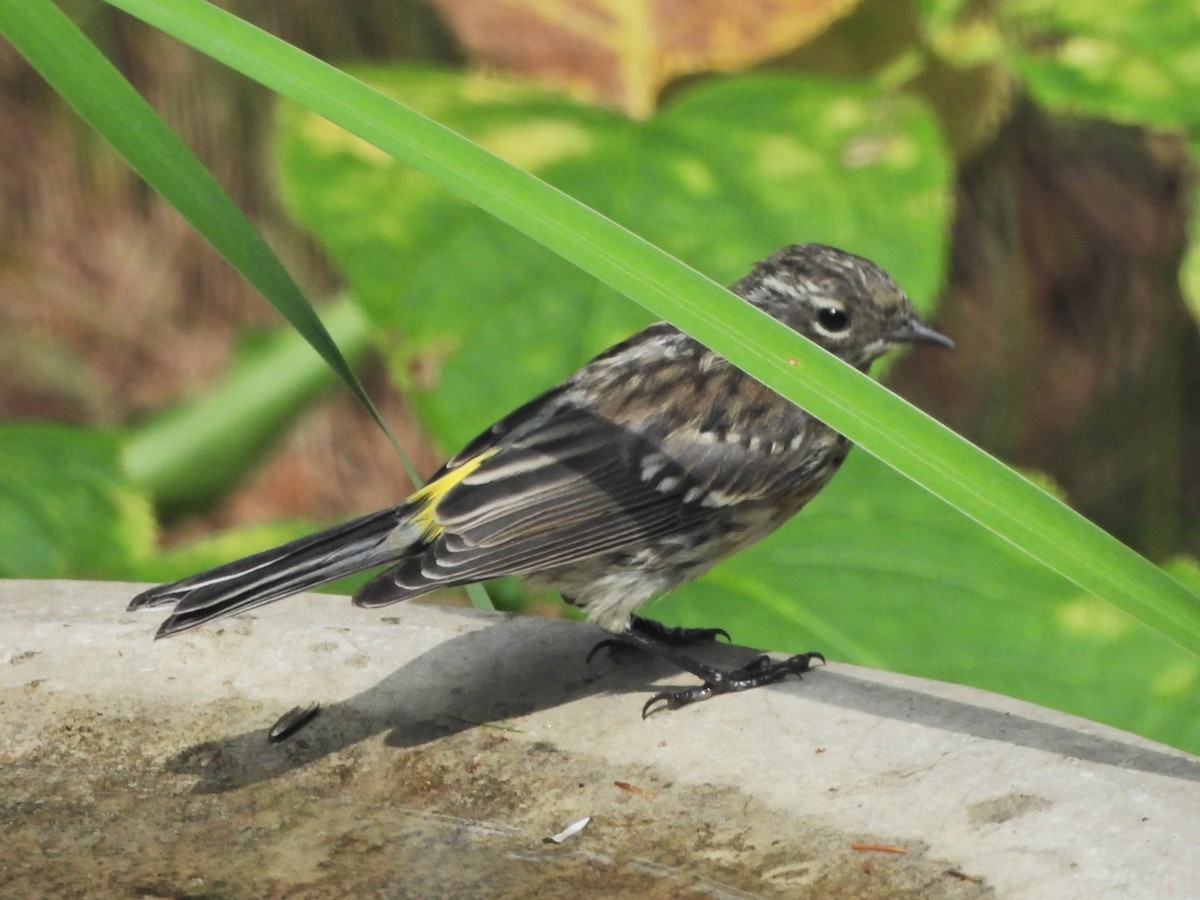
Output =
[{"x1": 817, "y1": 306, "x2": 850, "y2": 333}]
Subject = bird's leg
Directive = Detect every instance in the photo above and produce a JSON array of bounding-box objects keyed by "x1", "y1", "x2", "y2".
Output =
[
  {"x1": 585, "y1": 615, "x2": 729, "y2": 664},
  {"x1": 614, "y1": 627, "x2": 825, "y2": 718}
]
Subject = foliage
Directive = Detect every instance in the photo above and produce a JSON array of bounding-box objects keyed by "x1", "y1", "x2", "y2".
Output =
[
  {"x1": 996, "y1": 0, "x2": 1200, "y2": 130},
  {"x1": 276, "y1": 67, "x2": 949, "y2": 452},
  {"x1": 0, "y1": 423, "x2": 153, "y2": 579},
  {"x1": 920, "y1": 0, "x2": 1200, "y2": 320},
  {"x1": 422, "y1": 0, "x2": 864, "y2": 117},
  {"x1": 0, "y1": 0, "x2": 1198, "y2": 754},
  {"x1": 272, "y1": 62, "x2": 1199, "y2": 750},
  {"x1": 123, "y1": 299, "x2": 374, "y2": 516}
]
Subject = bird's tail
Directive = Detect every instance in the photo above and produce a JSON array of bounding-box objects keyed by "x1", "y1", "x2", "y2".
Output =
[{"x1": 128, "y1": 508, "x2": 410, "y2": 638}]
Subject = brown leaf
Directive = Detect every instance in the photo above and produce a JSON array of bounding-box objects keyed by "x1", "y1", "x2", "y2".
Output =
[{"x1": 427, "y1": 0, "x2": 862, "y2": 116}]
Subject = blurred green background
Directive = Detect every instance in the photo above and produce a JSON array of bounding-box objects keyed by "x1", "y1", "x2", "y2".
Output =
[{"x1": 2, "y1": 0, "x2": 1199, "y2": 751}]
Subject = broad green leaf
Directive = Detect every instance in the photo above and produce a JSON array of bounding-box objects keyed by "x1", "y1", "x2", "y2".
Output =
[
  {"x1": 277, "y1": 67, "x2": 950, "y2": 451},
  {"x1": 0, "y1": 423, "x2": 155, "y2": 578},
  {"x1": 998, "y1": 0, "x2": 1200, "y2": 129},
  {"x1": 649, "y1": 453, "x2": 1200, "y2": 753},
  {"x1": 919, "y1": 0, "x2": 1200, "y2": 130}
]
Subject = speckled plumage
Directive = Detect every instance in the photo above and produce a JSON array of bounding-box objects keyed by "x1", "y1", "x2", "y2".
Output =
[{"x1": 130, "y1": 244, "x2": 951, "y2": 708}]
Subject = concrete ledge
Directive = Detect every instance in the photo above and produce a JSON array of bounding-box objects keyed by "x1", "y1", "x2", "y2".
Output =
[{"x1": 3, "y1": 580, "x2": 1198, "y2": 897}]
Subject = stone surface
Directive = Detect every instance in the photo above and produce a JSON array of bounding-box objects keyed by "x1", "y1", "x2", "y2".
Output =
[{"x1": 3, "y1": 579, "x2": 1198, "y2": 898}]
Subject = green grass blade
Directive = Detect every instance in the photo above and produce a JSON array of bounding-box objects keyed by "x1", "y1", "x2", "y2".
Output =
[
  {"x1": 27, "y1": 0, "x2": 1200, "y2": 654},
  {"x1": 0, "y1": 0, "x2": 387, "y2": 441}
]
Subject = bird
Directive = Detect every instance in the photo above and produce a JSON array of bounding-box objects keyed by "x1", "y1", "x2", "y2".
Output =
[{"x1": 129, "y1": 243, "x2": 953, "y2": 715}]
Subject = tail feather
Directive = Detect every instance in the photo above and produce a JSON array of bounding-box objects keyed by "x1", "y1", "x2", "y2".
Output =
[{"x1": 129, "y1": 508, "x2": 413, "y2": 638}]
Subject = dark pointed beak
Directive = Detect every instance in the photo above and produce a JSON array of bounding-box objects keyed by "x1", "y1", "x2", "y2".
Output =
[{"x1": 894, "y1": 317, "x2": 954, "y2": 350}]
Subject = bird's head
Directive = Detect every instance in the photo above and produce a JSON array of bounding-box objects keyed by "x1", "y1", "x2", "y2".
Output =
[{"x1": 734, "y1": 243, "x2": 953, "y2": 370}]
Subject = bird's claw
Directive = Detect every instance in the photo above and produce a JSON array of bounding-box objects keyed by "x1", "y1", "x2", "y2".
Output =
[
  {"x1": 641, "y1": 651, "x2": 825, "y2": 717},
  {"x1": 585, "y1": 638, "x2": 627, "y2": 665},
  {"x1": 642, "y1": 685, "x2": 713, "y2": 718}
]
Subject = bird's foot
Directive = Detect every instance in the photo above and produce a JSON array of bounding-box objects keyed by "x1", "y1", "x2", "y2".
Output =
[
  {"x1": 641, "y1": 651, "x2": 825, "y2": 718},
  {"x1": 629, "y1": 615, "x2": 731, "y2": 646},
  {"x1": 585, "y1": 615, "x2": 730, "y2": 664}
]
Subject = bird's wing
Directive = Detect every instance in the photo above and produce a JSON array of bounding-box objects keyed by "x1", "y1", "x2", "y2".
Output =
[{"x1": 354, "y1": 370, "x2": 837, "y2": 606}]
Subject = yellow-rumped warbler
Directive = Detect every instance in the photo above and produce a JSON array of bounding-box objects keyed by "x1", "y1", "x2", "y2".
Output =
[{"x1": 130, "y1": 243, "x2": 952, "y2": 714}]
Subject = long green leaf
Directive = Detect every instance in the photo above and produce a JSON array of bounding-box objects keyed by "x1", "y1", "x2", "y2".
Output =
[
  {"x1": 6, "y1": 0, "x2": 1198, "y2": 656},
  {"x1": 0, "y1": 0, "x2": 386, "y2": 439}
]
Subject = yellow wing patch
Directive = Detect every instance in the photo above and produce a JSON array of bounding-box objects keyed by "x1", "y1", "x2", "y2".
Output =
[{"x1": 406, "y1": 448, "x2": 498, "y2": 539}]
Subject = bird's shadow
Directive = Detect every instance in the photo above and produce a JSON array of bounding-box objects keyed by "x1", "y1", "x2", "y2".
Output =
[
  {"x1": 165, "y1": 616, "x2": 1200, "y2": 792},
  {"x1": 168, "y1": 616, "x2": 657, "y2": 791}
]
